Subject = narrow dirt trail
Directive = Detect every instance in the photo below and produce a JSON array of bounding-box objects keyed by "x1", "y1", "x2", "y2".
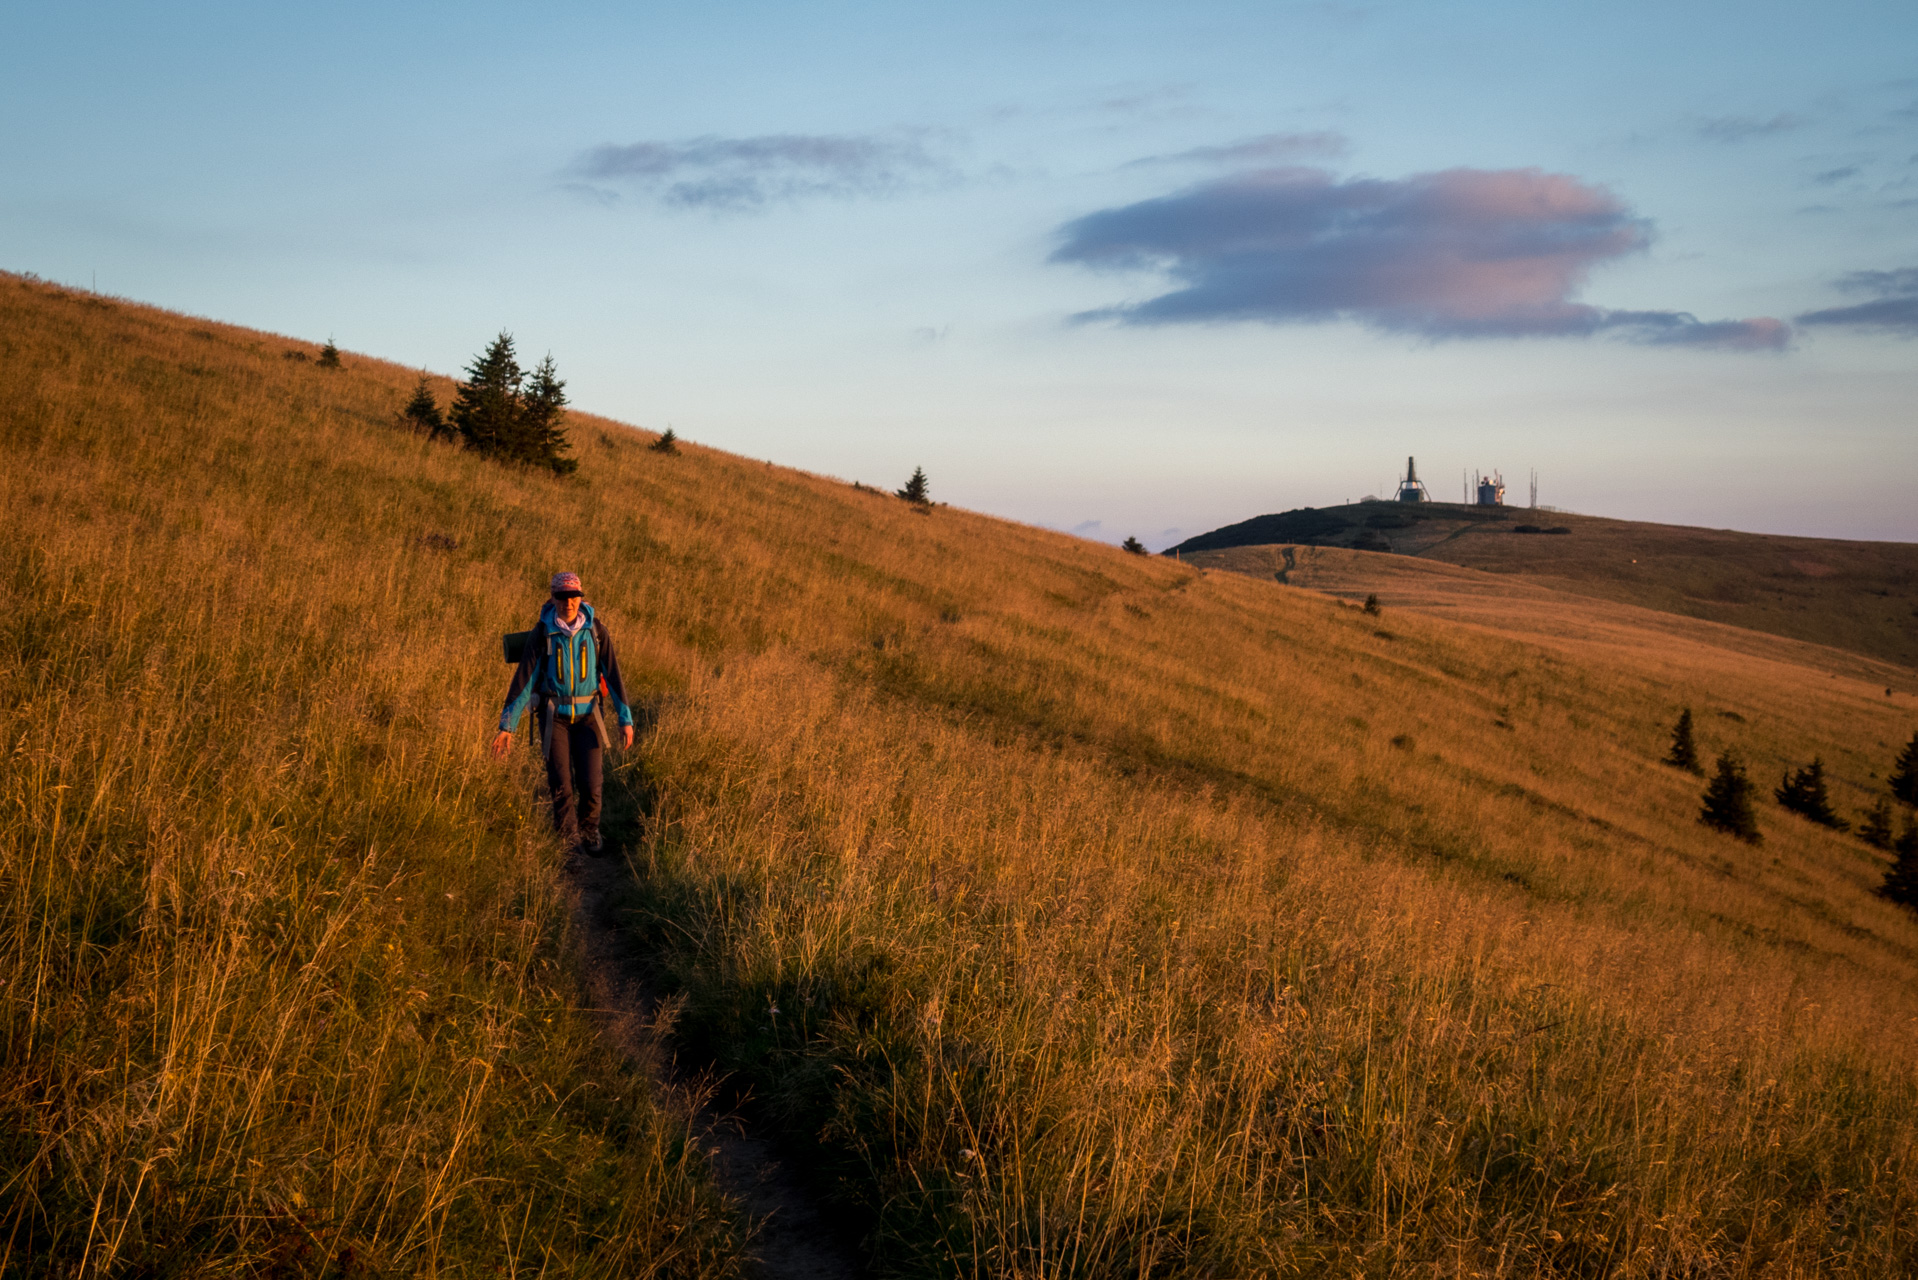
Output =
[{"x1": 564, "y1": 850, "x2": 861, "y2": 1280}]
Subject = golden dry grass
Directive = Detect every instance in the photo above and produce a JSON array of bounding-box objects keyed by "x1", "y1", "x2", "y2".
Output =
[
  {"x1": 1409, "y1": 508, "x2": 1918, "y2": 671},
  {"x1": 1174, "y1": 502, "x2": 1918, "y2": 670},
  {"x1": 1187, "y1": 542, "x2": 1915, "y2": 691},
  {"x1": 1, "y1": 279, "x2": 740, "y2": 1275},
  {"x1": 3, "y1": 269, "x2": 1916, "y2": 1276}
]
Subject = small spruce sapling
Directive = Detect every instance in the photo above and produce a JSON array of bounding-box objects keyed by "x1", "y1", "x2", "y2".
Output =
[
  {"x1": 1122, "y1": 536, "x2": 1147, "y2": 555},
  {"x1": 1699, "y1": 751, "x2": 1762, "y2": 844},
  {"x1": 521, "y1": 354, "x2": 576, "y2": 476},
  {"x1": 318, "y1": 338, "x2": 341, "y2": 368},
  {"x1": 1880, "y1": 818, "x2": 1918, "y2": 911},
  {"x1": 1664, "y1": 708, "x2": 1702, "y2": 774},
  {"x1": 897, "y1": 466, "x2": 930, "y2": 505},
  {"x1": 1775, "y1": 757, "x2": 1848, "y2": 830},
  {"x1": 1859, "y1": 797, "x2": 1895, "y2": 850},
  {"x1": 649, "y1": 427, "x2": 679, "y2": 454},
  {"x1": 401, "y1": 375, "x2": 451, "y2": 441},
  {"x1": 1362, "y1": 593, "x2": 1381, "y2": 616},
  {"x1": 1890, "y1": 731, "x2": 1918, "y2": 806},
  {"x1": 451, "y1": 332, "x2": 524, "y2": 460}
]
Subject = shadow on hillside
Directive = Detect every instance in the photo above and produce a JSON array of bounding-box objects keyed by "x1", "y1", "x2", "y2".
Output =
[
  {"x1": 597, "y1": 698, "x2": 661, "y2": 858},
  {"x1": 585, "y1": 698, "x2": 873, "y2": 1279}
]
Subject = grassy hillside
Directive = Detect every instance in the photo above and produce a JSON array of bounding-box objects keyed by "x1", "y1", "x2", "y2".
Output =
[
  {"x1": 1184, "y1": 543, "x2": 1916, "y2": 694},
  {"x1": 1170, "y1": 502, "x2": 1918, "y2": 670},
  {"x1": 5, "y1": 270, "x2": 1917, "y2": 1276},
  {"x1": 0, "y1": 278, "x2": 742, "y2": 1275}
]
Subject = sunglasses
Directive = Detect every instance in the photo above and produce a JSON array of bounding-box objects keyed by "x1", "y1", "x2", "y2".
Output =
[{"x1": 552, "y1": 590, "x2": 583, "y2": 600}]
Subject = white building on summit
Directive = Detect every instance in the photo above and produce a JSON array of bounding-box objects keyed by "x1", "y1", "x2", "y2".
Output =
[{"x1": 1476, "y1": 471, "x2": 1506, "y2": 506}]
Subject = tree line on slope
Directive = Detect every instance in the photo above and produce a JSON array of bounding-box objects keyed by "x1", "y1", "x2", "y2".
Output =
[
  {"x1": 1667, "y1": 709, "x2": 1918, "y2": 907},
  {"x1": 395, "y1": 351, "x2": 1169, "y2": 559},
  {"x1": 865, "y1": 467, "x2": 1152, "y2": 553}
]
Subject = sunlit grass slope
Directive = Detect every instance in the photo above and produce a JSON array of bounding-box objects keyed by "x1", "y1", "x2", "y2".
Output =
[
  {"x1": 1171, "y1": 501, "x2": 1918, "y2": 670},
  {"x1": 5, "y1": 270, "x2": 1917, "y2": 1276},
  {"x1": 1, "y1": 278, "x2": 740, "y2": 1276},
  {"x1": 1186, "y1": 542, "x2": 1915, "y2": 692},
  {"x1": 1412, "y1": 508, "x2": 1918, "y2": 670}
]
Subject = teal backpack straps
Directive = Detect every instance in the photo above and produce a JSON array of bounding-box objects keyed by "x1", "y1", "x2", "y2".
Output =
[{"x1": 540, "y1": 617, "x2": 558, "y2": 755}]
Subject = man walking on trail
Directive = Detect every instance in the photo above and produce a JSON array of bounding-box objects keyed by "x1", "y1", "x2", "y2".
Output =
[{"x1": 491, "y1": 572, "x2": 636, "y2": 855}]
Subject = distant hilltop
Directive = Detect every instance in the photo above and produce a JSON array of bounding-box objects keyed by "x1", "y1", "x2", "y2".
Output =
[
  {"x1": 1170, "y1": 500, "x2": 1918, "y2": 670},
  {"x1": 1168, "y1": 498, "x2": 1523, "y2": 558}
]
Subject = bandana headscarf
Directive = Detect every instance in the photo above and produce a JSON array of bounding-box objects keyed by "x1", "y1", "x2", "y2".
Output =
[{"x1": 549, "y1": 571, "x2": 587, "y2": 635}]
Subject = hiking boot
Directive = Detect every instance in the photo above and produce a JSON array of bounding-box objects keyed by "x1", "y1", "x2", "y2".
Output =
[{"x1": 581, "y1": 830, "x2": 607, "y2": 857}]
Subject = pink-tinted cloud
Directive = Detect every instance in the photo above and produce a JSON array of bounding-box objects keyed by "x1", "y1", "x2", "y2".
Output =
[{"x1": 1051, "y1": 166, "x2": 1789, "y2": 349}]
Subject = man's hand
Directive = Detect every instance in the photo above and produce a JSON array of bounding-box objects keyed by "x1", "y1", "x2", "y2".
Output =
[
  {"x1": 622, "y1": 724, "x2": 635, "y2": 750},
  {"x1": 490, "y1": 730, "x2": 513, "y2": 758}
]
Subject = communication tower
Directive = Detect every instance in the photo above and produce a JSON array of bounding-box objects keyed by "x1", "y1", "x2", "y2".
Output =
[{"x1": 1395, "y1": 456, "x2": 1429, "y2": 503}]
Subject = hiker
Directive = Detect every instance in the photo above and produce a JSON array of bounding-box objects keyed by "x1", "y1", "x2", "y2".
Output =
[{"x1": 491, "y1": 572, "x2": 636, "y2": 855}]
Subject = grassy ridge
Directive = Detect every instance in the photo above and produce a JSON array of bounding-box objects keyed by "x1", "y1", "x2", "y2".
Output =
[
  {"x1": 1170, "y1": 502, "x2": 1918, "y2": 670},
  {"x1": 1411, "y1": 507, "x2": 1918, "y2": 671},
  {"x1": 5, "y1": 271, "x2": 1917, "y2": 1275},
  {"x1": 1184, "y1": 542, "x2": 1914, "y2": 694}
]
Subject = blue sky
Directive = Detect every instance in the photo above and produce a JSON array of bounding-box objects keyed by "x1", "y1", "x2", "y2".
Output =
[{"x1": 6, "y1": 1, "x2": 1916, "y2": 546}]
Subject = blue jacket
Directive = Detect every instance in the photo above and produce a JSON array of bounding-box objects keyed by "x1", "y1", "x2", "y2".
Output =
[{"x1": 498, "y1": 601, "x2": 634, "y2": 733}]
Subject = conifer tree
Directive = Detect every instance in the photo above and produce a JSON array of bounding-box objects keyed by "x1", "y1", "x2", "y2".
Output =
[
  {"x1": 401, "y1": 375, "x2": 451, "y2": 441},
  {"x1": 649, "y1": 426, "x2": 679, "y2": 454},
  {"x1": 450, "y1": 333, "x2": 525, "y2": 461},
  {"x1": 1122, "y1": 536, "x2": 1146, "y2": 555},
  {"x1": 1775, "y1": 758, "x2": 1848, "y2": 830},
  {"x1": 521, "y1": 354, "x2": 576, "y2": 475},
  {"x1": 1859, "y1": 797, "x2": 1895, "y2": 850},
  {"x1": 1664, "y1": 708, "x2": 1702, "y2": 775},
  {"x1": 1890, "y1": 731, "x2": 1918, "y2": 806},
  {"x1": 1699, "y1": 751, "x2": 1762, "y2": 844},
  {"x1": 1880, "y1": 818, "x2": 1918, "y2": 911},
  {"x1": 897, "y1": 466, "x2": 930, "y2": 505},
  {"x1": 318, "y1": 337, "x2": 341, "y2": 368}
]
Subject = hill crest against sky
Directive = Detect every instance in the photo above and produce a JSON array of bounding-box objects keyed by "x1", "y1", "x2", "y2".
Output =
[{"x1": 8, "y1": 3, "x2": 1916, "y2": 547}]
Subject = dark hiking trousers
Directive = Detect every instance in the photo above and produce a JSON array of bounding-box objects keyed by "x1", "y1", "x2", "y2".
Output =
[{"x1": 542, "y1": 714, "x2": 603, "y2": 844}]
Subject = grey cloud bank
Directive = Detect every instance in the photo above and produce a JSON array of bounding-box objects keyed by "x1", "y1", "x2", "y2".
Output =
[
  {"x1": 575, "y1": 132, "x2": 943, "y2": 209},
  {"x1": 1051, "y1": 166, "x2": 1788, "y2": 349},
  {"x1": 1127, "y1": 131, "x2": 1350, "y2": 167},
  {"x1": 1832, "y1": 267, "x2": 1918, "y2": 296},
  {"x1": 1797, "y1": 266, "x2": 1918, "y2": 333},
  {"x1": 1697, "y1": 114, "x2": 1803, "y2": 142}
]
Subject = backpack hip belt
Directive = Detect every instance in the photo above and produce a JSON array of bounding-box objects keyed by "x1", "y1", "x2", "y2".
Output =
[{"x1": 540, "y1": 695, "x2": 612, "y2": 752}]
